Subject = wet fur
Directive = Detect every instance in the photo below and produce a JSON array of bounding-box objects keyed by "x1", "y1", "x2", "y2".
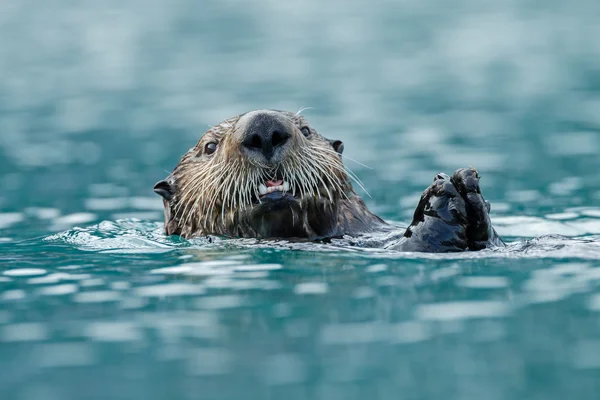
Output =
[
  {"x1": 156, "y1": 110, "x2": 504, "y2": 252},
  {"x1": 158, "y1": 111, "x2": 385, "y2": 239}
]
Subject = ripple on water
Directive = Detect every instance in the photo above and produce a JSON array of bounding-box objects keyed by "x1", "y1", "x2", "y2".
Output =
[
  {"x1": 151, "y1": 260, "x2": 250, "y2": 277},
  {"x1": 581, "y1": 209, "x2": 600, "y2": 218},
  {"x1": 135, "y1": 311, "x2": 220, "y2": 340},
  {"x1": 150, "y1": 265, "x2": 197, "y2": 275},
  {"x1": 494, "y1": 209, "x2": 600, "y2": 238},
  {"x1": 365, "y1": 264, "x2": 388, "y2": 273},
  {"x1": 234, "y1": 271, "x2": 270, "y2": 279},
  {"x1": 572, "y1": 340, "x2": 600, "y2": 369},
  {"x1": 456, "y1": 276, "x2": 510, "y2": 289},
  {"x1": 1, "y1": 290, "x2": 26, "y2": 301},
  {"x1": 320, "y1": 321, "x2": 433, "y2": 345},
  {"x1": 73, "y1": 291, "x2": 121, "y2": 303},
  {"x1": 375, "y1": 276, "x2": 403, "y2": 287},
  {"x1": 0, "y1": 311, "x2": 10, "y2": 324},
  {"x1": 0, "y1": 212, "x2": 24, "y2": 229},
  {"x1": 321, "y1": 322, "x2": 389, "y2": 345},
  {"x1": 545, "y1": 212, "x2": 580, "y2": 220},
  {"x1": 37, "y1": 284, "x2": 79, "y2": 296},
  {"x1": 201, "y1": 277, "x2": 237, "y2": 290},
  {"x1": 494, "y1": 216, "x2": 583, "y2": 237},
  {"x1": 414, "y1": 301, "x2": 511, "y2": 321},
  {"x1": 586, "y1": 293, "x2": 600, "y2": 311},
  {"x1": 135, "y1": 283, "x2": 205, "y2": 297},
  {"x1": 352, "y1": 286, "x2": 376, "y2": 299},
  {"x1": 200, "y1": 276, "x2": 282, "y2": 291},
  {"x1": 27, "y1": 272, "x2": 90, "y2": 284},
  {"x1": 187, "y1": 348, "x2": 233, "y2": 376},
  {"x1": 430, "y1": 265, "x2": 461, "y2": 281},
  {"x1": 523, "y1": 262, "x2": 592, "y2": 304},
  {"x1": 111, "y1": 212, "x2": 162, "y2": 220},
  {"x1": 36, "y1": 343, "x2": 97, "y2": 368},
  {"x1": 3, "y1": 268, "x2": 47, "y2": 277},
  {"x1": 548, "y1": 177, "x2": 584, "y2": 196},
  {"x1": 28, "y1": 274, "x2": 65, "y2": 284},
  {"x1": 88, "y1": 183, "x2": 128, "y2": 198},
  {"x1": 390, "y1": 321, "x2": 432, "y2": 344},
  {"x1": 81, "y1": 278, "x2": 106, "y2": 287},
  {"x1": 84, "y1": 197, "x2": 128, "y2": 211},
  {"x1": 263, "y1": 353, "x2": 307, "y2": 386},
  {"x1": 204, "y1": 275, "x2": 283, "y2": 290},
  {"x1": 110, "y1": 281, "x2": 131, "y2": 290},
  {"x1": 84, "y1": 321, "x2": 143, "y2": 342},
  {"x1": 572, "y1": 219, "x2": 600, "y2": 235},
  {"x1": 44, "y1": 219, "x2": 173, "y2": 253},
  {"x1": 294, "y1": 282, "x2": 329, "y2": 295},
  {"x1": 1, "y1": 322, "x2": 48, "y2": 342},
  {"x1": 130, "y1": 196, "x2": 164, "y2": 211},
  {"x1": 195, "y1": 295, "x2": 244, "y2": 309},
  {"x1": 51, "y1": 212, "x2": 97, "y2": 230},
  {"x1": 233, "y1": 263, "x2": 282, "y2": 272},
  {"x1": 24, "y1": 207, "x2": 61, "y2": 220}
]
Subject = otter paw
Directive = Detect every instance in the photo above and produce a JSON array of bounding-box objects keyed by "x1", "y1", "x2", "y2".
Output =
[{"x1": 393, "y1": 167, "x2": 504, "y2": 252}]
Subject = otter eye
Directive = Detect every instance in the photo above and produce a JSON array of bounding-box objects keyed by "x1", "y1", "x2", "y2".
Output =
[
  {"x1": 204, "y1": 142, "x2": 217, "y2": 155},
  {"x1": 300, "y1": 127, "x2": 311, "y2": 138}
]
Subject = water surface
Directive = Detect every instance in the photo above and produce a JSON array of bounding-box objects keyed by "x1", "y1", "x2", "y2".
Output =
[{"x1": 2, "y1": 0, "x2": 600, "y2": 399}]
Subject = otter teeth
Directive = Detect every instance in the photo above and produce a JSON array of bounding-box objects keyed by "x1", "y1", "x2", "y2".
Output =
[{"x1": 259, "y1": 181, "x2": 290, "y2": 195}]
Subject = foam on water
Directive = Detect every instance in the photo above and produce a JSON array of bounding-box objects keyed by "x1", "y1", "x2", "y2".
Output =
[{"x1": 35, "y1": 213, "x2": 600, "y2": 260}]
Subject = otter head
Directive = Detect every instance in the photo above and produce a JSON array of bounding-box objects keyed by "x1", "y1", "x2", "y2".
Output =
[{"x1": 154, "y1": 110, "x2": 383, "y2": 240}]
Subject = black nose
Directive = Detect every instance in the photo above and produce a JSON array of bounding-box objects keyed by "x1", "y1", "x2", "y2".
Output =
[{"x1": 242, "y1": 114, "x2": 291, "y2": 160}]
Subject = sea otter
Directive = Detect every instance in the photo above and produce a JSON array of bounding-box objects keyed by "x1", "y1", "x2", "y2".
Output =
[{"x1": 154, "y1": 109, "x2": 504, "y2": 252}]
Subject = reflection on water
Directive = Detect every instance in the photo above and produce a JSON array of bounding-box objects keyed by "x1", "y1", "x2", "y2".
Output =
[
  {"x1": 3, "y1": 221, "x2": 600, "y2": 398},
  {"x1": 2, "y1": 0, "x2": 600, "y2": 399}
]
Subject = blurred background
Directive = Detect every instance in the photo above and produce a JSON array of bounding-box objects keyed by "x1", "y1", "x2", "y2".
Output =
[
  {"x1": 2, "y1": 0, "x2": 600, "y2": 399},
  {"x1": 2, "y1": 0, "x2": 600, "y2": 229}
]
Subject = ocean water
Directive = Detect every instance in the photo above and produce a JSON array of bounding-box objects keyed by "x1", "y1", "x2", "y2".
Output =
[{"x1": 2, "y1": 0, "x2": 600, "y2": 399}]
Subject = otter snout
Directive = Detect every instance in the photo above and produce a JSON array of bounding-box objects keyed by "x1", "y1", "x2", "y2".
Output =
[{"x1": 238, "y1": 111, "x2": 294, "y2": 162}]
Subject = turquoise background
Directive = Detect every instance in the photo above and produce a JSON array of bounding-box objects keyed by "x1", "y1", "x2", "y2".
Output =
[{"x1": 1, "y1": 1, "x2": 600, "y2": 399}]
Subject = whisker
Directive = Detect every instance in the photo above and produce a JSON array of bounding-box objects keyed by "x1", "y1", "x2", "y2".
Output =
[
  {"x1": 313, "y1": 147, "x2": 371, "y2": 198},
  {"x1": 296, "y1": 106, "x2": 313, "y2": 116},
  {"x1": 319, "y1": 147, "x2": 373, "y2": 170},
  {"x1": 171, "y1": 119, "x2": 378, "y2": 237},
  {"x1": 307, "y1": 152, "x2": 349, "y2": 200}
]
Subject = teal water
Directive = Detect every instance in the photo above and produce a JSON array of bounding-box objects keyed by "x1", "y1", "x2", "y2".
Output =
[{"x1": 2, "y1": 1, "x2": 600, "y2": 399}]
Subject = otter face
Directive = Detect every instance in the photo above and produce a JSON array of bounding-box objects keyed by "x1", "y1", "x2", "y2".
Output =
[{"x1": 154, "y1": 110, "x2": 379, "y2": 240}]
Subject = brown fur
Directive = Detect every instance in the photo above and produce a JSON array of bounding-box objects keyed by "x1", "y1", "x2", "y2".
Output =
[{"x1": 156, "y1": 110, "x2": 385, "y2": 240}]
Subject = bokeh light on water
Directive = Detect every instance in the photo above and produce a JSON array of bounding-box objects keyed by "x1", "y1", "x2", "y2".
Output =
[{"x1": 1, "y1": 0, "x2": 600, "y2": 399}]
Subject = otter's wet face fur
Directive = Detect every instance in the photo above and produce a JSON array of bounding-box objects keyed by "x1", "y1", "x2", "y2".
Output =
[{"x1": 154, "y1": 110, "x2": 384, "y2": 240}]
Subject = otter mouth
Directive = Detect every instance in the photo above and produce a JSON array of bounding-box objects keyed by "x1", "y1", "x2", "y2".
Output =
[{"x1": 256, "y1": 179, "x2": 295, "y2": 202}]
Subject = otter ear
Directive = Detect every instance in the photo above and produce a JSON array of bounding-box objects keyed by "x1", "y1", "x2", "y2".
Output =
[
  {"x1": 153, "y1": 179, "x2": 174, "y2": 201},
  {"x1": 328, "y1": 139, "x2": 344, "y2": 155}
]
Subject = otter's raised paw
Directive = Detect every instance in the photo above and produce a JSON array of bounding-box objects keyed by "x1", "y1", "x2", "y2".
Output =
[{"x1": 390, "y1": 168, "x2": 504, "y2": 253}]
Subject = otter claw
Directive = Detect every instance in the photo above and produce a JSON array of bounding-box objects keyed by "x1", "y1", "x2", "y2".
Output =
[
  {"x1": 391, "y1": 168, "x2": 504, "y2": 252},
  {"x1": 434, "y1": 173, "x2": 449, "y2": 182}
]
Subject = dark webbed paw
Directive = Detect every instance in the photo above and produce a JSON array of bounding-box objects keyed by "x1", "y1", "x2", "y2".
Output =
[
  {"x1": 451, "y1": 168, "x2": 499, "y2": 250},
  {"x1": 391, "y1": 168, "x2": 504, "y2": 253}
]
